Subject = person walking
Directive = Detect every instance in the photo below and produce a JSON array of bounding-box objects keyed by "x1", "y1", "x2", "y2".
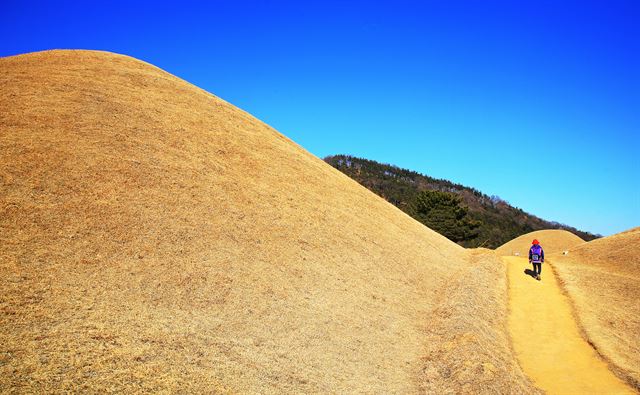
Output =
[{"x1": 529, "y1": 239, "x2": 545, "y2": 280}]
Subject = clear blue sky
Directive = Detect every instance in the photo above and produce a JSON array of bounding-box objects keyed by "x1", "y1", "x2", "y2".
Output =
[{"x1": 2, "y1": 1, "x2": 639, "y2": 236}]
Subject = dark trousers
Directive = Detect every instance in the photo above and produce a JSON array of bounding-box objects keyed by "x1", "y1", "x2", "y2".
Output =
[{"x1": 533, "y1": 262, "x2": 542, "y2": 275}]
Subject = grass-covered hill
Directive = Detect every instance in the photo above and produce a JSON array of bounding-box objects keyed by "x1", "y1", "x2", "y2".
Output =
[
  {"x1": 0, "y1": 50, "x2": 535, "y2": 393},
  {"x1": 550, "y1": 227, "x2": 640, "y2": 388},
  {"x1": 324, "y1": 155, "x2": 599, "y2": 248}
]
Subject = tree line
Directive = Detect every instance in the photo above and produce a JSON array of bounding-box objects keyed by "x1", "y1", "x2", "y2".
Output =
[{"x1": 324, "y1": 155, "x2": 600, "y2": 248}]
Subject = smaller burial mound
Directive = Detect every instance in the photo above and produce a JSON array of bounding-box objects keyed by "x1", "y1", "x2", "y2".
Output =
[{"x1": 496, "y1": 229, "x2": 585, "y2": 257}]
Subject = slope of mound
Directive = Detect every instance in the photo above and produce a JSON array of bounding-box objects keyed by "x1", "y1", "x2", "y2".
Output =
[
  {"x1": 0, "y1": 51, "x2": 534, "y2": 393},
  {"x1": 551, "y1": 228, "x2": 640, "y2": 388},
  {"x1": 496, "y1": 229, "x2": 585, "y2": 256}
]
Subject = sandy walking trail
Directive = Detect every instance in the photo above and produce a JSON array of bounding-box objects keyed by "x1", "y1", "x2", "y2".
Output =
[{"x1": 505, "y1": 256, "x2": 633, "y2": 394}]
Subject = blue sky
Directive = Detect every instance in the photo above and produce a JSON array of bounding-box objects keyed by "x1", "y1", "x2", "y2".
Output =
[{"x1": 2, "y1": 1, "x2": 639, "y2": 235}]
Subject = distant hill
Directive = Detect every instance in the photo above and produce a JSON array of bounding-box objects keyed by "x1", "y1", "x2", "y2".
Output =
[{"x1": 324, "y1": 155, "x2": 600, "y2": 248}]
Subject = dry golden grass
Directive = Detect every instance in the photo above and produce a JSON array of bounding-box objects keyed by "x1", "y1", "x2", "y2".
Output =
[
  {"x1": 550, "y1": 228, "x2": 640, "y2": 389},
  {"x1": 495, "y1": 229, "x2": 585, "y2": 257},
  {"x1": 419, "y1": 249, "x2": 538, "y2": 394},
  {"x1": 1, "y1": 50, "x2": 534, "y2": 393}
]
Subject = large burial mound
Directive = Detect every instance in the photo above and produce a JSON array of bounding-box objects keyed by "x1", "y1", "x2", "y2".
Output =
[
  {"x1": 496, "y1": 229, "x2": 585, "y2": 256},
  {"x1": 0, "y1": 51, "x2": 534, "y2": 392},
  {"x1": 551, "y1": 228, "x2": 640, "y2": 388}
]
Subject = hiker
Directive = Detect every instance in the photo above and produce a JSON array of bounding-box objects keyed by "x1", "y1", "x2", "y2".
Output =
[{"x1": 529, "y1": 239, "x2": 545, "y2": 280}]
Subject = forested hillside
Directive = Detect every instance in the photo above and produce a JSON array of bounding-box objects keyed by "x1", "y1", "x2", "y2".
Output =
[{"x1": 325, "y1": 155, "x2": 599, "y2": 248}]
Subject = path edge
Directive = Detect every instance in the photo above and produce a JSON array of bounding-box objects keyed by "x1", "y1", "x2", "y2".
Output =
[{"x1": 547, "y1": 258, "x2": 640, "y2": 391}]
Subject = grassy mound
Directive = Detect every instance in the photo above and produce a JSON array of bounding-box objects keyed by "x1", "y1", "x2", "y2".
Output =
[
  {"x1": 551, "y1": 228, "x2": 640, "y2": 389},
  {"x1": 496, "y1": 229, "x2": 584, "y2": 256},
  {"x1": 0, "y1": 50, "x2": 534, "y2": 393}
]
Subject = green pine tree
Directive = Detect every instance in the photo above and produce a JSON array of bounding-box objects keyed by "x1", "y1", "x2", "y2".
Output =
[{"x1": 413, "y1": 189, "x2": 481, "y2": 243}]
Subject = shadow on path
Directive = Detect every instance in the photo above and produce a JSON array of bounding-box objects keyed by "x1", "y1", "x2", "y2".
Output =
[{"x1": 523, "y1": 268, "x2": 538, "y2": 279}]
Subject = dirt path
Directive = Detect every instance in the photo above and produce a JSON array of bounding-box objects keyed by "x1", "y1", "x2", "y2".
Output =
[{"x1": 504, "y1": 256, "x2": 633, "y2": 394}]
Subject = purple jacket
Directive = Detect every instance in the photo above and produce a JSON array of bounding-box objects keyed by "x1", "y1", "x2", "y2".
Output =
[{"x1": 529, "y1": 245, "x2": 544, "y2": 263}]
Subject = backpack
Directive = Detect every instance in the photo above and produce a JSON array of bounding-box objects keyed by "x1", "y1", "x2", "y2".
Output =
[{"x1": 530, "y1": 245, "x2": 543, "y2": 263}]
